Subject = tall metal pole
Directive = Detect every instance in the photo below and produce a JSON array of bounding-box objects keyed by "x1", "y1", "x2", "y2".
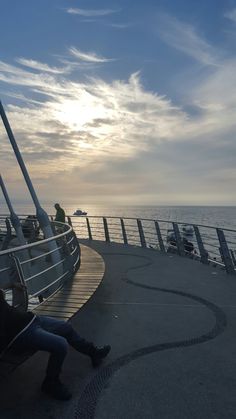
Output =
[
  {"x1": 0, "y1": 175, "x2": 26, "y2": 246},
  {"x1": 0, "y1": 101, "x2": 53, "y2": 236},
  {"x1": 0, "y1": 175, "x2": 32, "y2": 281},
  {"x1": 0, "y1": 100, "x2": 60, "y2": 264}
]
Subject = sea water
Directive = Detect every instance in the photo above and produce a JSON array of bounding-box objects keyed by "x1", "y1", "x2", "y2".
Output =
[{"x1": 0, "y1": 204, "x2": 235, "y2": 230}]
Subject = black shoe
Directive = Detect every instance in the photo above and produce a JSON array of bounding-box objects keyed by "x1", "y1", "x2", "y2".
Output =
[
  {"x1": 41, "y1": 378, "x2": 72, "y2": 401},
  {"x1": 91, "y1": 345, "x2": 111, "y2": 368}
]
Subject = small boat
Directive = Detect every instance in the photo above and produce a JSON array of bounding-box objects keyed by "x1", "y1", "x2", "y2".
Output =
[
  {"x1": 182, "y1": 225, "x2": 194, "y2": 236},
  {"x1": 167, "y1": 229, "x2": 175, "y2": 243},
  {"x1": 73, "y1": 209, "x2": 87, "y2": 216},
  {"x1": 167, "y1": 229, "x2": 195, "y2": 253}
]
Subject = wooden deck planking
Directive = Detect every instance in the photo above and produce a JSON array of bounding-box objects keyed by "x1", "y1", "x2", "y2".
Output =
[{"x1": 33, "y1": 244, "x2": 105, "y2": 320}]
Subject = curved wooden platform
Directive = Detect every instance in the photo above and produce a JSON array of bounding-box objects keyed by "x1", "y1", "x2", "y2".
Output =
[{"x1": 34, "y1": 244, "x2": 105, "y2": 320}]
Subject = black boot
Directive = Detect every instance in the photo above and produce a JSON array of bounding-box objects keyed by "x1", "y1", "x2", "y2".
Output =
[
  {"x1": 90, "y1": 345, "x2": 111, "y2": 368},
  {"x1": 74, "y1": 340, "x2": 111, "y2": 368},
  {"x1": 41, "y1": 377, "x2": 72, "y2": 401}
]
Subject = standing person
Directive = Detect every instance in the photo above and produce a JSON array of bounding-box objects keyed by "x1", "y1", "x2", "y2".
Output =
[
  {"x1": 54, "y1": 203, "x2": 65, "y2": 223},
  {"x1": 0, "y1": 289, "x2": 111, "y2": 400}
]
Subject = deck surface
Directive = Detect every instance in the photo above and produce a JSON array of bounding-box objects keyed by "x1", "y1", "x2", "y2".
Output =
[
  {"x1": 34, "y1": 244, "x2": 105, "y2": 320},
  {"x1": 1, "y1": 240, "x2": 236, "y2": 419}
]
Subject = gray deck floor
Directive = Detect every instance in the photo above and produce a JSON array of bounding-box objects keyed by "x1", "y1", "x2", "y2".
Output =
[{"x1": 1, "y1": 240, "x2": 236, "y2": 419}]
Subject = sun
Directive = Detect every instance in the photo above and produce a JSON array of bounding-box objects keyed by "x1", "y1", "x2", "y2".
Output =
[{"x1": 52, "y1": 95, "x2": 107, "y2": 131}]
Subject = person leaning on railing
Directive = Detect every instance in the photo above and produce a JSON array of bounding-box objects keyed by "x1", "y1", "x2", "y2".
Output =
[{"x1": 0, "y1": 287, "x2": 111, "y2": 401}]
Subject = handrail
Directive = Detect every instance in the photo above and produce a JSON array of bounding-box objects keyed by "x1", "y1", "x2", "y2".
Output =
[
  {"x1": 68, "y1": 216, "x2": 236, "y2": 233},
  {"x1": 1, "y1": 214, "x2": 235, "y2": 232},
  {"x1": 0, "y1": 214, "x2": 235, "y2": 277},
  {"x1": 0, "y1": 222, "x2": 72, "y2": 256},
  {"x1": 0, "y1": 220, "x2": 81, "y2": 310},
  {"x1": 64, "y1": 214, "x2": 236, "y2": 275}
]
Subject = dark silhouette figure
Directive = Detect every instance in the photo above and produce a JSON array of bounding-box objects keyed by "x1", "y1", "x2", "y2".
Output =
[
  {"x1": 0, "y1": 289, "x2": 111, "y2": 400},
  {"x1": 54, "y1": 203, "x2": 65, "y2": 224}
]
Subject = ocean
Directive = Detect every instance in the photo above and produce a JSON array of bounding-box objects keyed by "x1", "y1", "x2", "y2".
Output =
[{"x1": 0, "y1": 204, "x2": 235, "y2": 230}]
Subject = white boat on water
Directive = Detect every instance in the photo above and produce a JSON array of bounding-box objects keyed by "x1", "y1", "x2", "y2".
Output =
[{"x1": 73, "y1": 209, "x2": 87, "y2": 216}]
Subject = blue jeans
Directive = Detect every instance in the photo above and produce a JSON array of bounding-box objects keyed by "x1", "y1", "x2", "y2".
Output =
[{"x1": 13, "y1": 316, "x2": 85, "y2": 379}]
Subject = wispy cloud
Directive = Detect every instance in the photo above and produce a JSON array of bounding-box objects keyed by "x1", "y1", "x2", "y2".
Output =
[
  {"x1": 1, "y1": 41, "x2": 236, "y2": 204},
  {"x1": 67, "y1": 8, "x2": 119, "y2": 17},
  {"x1": 224, "y1": 8, "x2": 236, "y2": 23},
  {"x1": 69, "y1": 47, "x2": 115, "y2": 63},
  {"x1": 108, "y1": 23, "x2": 130, "y2": 29},
  {"x1": 156, "y1": 14, "x2": 219, "y2": 66},
  {"x1": 16, "y1": 58, "x2": 70, "y2": 74}
]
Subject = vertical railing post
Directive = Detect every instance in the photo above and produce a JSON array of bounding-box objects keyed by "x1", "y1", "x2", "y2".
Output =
[
  {"x1": 155, "y1": 221, "x2": 165, "y2": 252},
  {"x1": 120, "y1": 218, "x2": 128, "y2": 244},
  {"x1": 230, "y1": 250, "x2": 236, "y2": 267},
  {"x1": 193, "y1": 225, "x2": 208, "y2": 264},
  {"x1": 137, "y1": 219, "x2": 146, "y2": 248},
  {"x1": 173, "y1": 223, "x2": 185, "y2": 256},
  {"x1": 103, "y1": 217, "x2": 110, "y2": 242},
  {"x1": 216, "y1": 228, "x2": 235, "y2": 274},
  {"x1": 86, "y1": 217, "x2": 92, "y2": 240},
  {"x1": 9, "y1": 253, "x2": 28, "y2": 310},
  {"x1": 0, "y1": 175, "x2": 27, "y2": 246}
]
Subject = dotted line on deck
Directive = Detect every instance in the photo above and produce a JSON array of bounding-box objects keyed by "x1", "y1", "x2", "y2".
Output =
[{"x1": 74, "y1": 253, "x2": 227, "y2": 419}]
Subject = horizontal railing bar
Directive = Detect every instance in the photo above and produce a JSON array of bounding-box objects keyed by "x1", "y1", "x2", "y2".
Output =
[
  {"x1": 0, "y1": 266, "x2": 11, "y2": 274},
  {"x1": 71, "y1": 246, "x2": 79, "y2": 256},
  {"x1": 0, "y1": 223, "x2": 73, "y2": 256},
  {"x1": 67, "y1": 236, "x2": 74, "y2": 245},
  {"x1": 1, "y1": 214, "x2": 235, "y2": 232},
  {"x1": 29, "y1": 271, "x2": 69, "y2": 299},
  {"x1": 20, "y1": 245, "x2": 63, "y2": 265},
  {"x1": 70, "y1": 216, "x2": 236, "y2": 232},
  {"x1": 25, "y1": 258, "x2": 65, "y2": 282}
]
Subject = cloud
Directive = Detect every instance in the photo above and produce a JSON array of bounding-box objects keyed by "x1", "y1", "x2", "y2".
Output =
[
  {"x1": 108, "y1": 23, "x2": 130, "y2": 29},
  {"x1": 69, "y1": 47, "x2": 115, "y2": 63},
  {"x1": 224, "y1": 8, "x2": 236, "y2": 23},
  {"x1": 1, "y1": 37, "x2": 236, "y2": 205},
  {"x1": 156, "y1": 14, "x2": 219, "y2": 66},
  {"x1": 66, "y1": 8, "x2": 119, "y2": 17},
  {"x1": 0, "y1": 58, "x2": 188, "y2": 183},
  {"x1": 16, "y1": 58, "x2": 70, "y2": 74}
]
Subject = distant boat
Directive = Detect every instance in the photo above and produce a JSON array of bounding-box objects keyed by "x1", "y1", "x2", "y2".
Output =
[
  {"x1": 73, "y1": 209, "x2": 87, "y2": 216},
  {"x1": 166, "y1": 228, "x2": 195, "y2": 254},
  {"x1": 167, "y1": 229, "x2": 175, "y2": 243},
  {"x1": 182, "y1": 225, "x2": 194, "y2": 236}
]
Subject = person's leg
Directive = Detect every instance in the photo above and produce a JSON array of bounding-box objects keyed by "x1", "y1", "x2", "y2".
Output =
[
  {"x1": 38, "y1": 315, "x2": 111, "y2": 367},
  {"x1": 13, "y1": 318, "x2": 71, "y2": 400},
  {"x1": 14, "y1": 318, "x2": 68, "y2": 379}
]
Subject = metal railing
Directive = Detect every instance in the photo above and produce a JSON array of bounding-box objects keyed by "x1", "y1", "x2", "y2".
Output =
[
  {"x1": 0, "y1": 217, "x2": 80, "y2": 310},
  {"x1": 0, "y1": 213, "x2": 235, "y2": 313},
  {"x1": 67, "y1": 215, "x2": 236, "y2": 275}
]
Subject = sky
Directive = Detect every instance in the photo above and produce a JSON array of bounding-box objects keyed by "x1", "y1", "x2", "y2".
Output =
[{"x1": 0, "y1": 0, "x2": 236, "y2": 206}]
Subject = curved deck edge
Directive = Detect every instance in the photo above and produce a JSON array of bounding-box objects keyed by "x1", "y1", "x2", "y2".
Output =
[{"x1": 33, "y1": 244, "x2": 105, "y2": 320}]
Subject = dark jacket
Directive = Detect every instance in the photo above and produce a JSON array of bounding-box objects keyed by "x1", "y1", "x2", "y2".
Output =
[
  {"x1": 55, "y1": 207, "x2": 65, "y2": 223},
  {"x1": 0, "y1": 290, "x2": 35, "y2": 354}
]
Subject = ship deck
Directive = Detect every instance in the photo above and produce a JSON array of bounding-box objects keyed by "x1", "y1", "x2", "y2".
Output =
[{"x1": 0, "y1": 240, "x2": 236, "y2": 419}]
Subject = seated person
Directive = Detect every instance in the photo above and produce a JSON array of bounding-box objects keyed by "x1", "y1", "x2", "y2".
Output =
[
  {"x1": 183, "y1": 237, "x2": 194, "y2": 253},
  {"x1": 0, "y1": 288, "x2": 111, "y2": 400},
  {"x1": 22, "y1": 216, "x2": 40, "y2": 239}
]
